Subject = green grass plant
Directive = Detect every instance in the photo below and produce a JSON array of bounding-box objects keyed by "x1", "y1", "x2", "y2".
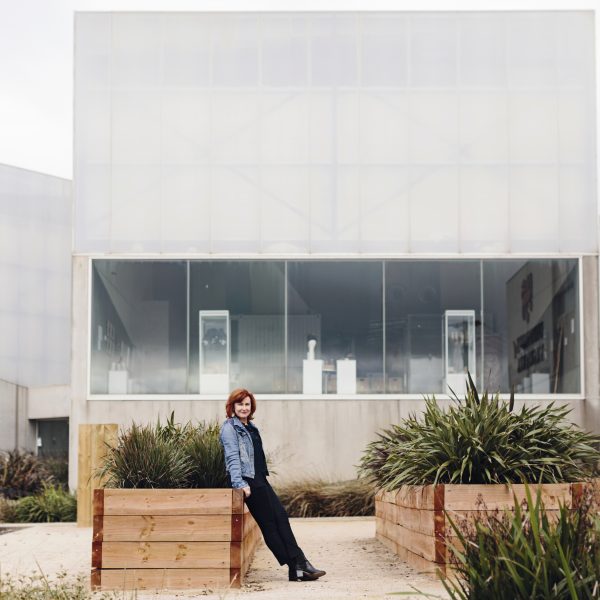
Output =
[
  {"x1": 12, "y1": 484, "x2": 76, "y2": 522},
  {"x1": 275, "y1": 477, "x2": 375, "y2": 517},
  {"x1": 442, "y1": 483, "x2": 600, "y2": 600},
  {"x1": 99, "y1": 413, "x2": 230, "y2": 489},
  {"x1": 360, "y1": 374, "x2": 600, "y2": 488}
]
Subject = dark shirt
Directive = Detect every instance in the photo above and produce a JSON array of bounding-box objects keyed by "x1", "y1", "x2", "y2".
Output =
[{"x1": 242, "y1": 423, "x2": 268, "y2": 489}]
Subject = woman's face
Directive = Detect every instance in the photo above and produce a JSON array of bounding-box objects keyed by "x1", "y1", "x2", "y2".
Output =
[{"x1": 234, "y1": 397, "x2": 252, "y2": 422}]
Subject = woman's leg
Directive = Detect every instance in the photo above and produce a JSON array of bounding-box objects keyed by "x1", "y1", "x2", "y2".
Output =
[{"x1": 244, "y1": 486, "x2": 300, "y2": 566}]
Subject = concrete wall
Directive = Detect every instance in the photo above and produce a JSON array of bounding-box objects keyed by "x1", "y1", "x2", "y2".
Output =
[
  {"x1": 69, "y1": 255, "x2": 594, "y2": 490},
  {"x1": 0, "y1": 378, "x2": 35, "y2": 452},
  {"x1": 27, "y1": 385, "x2": 70, "y2": 421}
]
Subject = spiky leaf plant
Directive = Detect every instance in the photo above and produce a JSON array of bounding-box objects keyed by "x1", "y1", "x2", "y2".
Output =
[
  {"x1": 13, "y1": 483, "x2": 76, "y2": 523},
  {"x1": 98, "y1": 422, "x2": 193, "y2": 488},
  {"x1": 0, "y1": 450, "x2": 53, "y2": 499},
  {"x1": 360, "y1": 374, "x2": 600, "y2": 488},
  {"x1": 443, "y1": 483, "x2": 600, "y2": 600},
  {"x1": 184, "y1": 422, "x2": 230, "y2": 488}
]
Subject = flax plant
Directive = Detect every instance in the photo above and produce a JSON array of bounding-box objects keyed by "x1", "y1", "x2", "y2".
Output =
[
  {"x1": 360, "y1": 374, "x2": 600, "y2": 488},
  {"x1": 443, "y1": 483, "x2": 600, "y2": 600}
]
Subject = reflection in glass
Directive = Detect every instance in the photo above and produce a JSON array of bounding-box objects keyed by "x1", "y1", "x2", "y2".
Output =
[
  {"x1": 90, "y1": 260, "x2": 187, "y2": 394},
  {"x1": 287, "y1": 262, "x2": 383, "y2": 393},
  {"x1": 444, "y1": 310, "x2": 476, "y2": 395},
  {"x1": 199, "y1": 311, "x2": 230, "y2": 394}
]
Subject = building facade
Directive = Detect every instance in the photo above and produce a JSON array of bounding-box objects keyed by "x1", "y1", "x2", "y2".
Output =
[{"x1": 70, "y1": 11, "x2": 599, "y2": 487}]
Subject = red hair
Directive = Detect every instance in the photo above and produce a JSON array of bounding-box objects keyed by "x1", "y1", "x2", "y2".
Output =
[{"x1": 226, "y1": 388, "x2": 257, "y2": 420}]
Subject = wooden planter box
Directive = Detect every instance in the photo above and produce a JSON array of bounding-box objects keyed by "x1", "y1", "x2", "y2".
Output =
[
  {"x1": 376, "y1": 481, "x2": 592, "y2": 576},
  {"x1": 91, "y1": 488, "x2": 261, "y2": 591}
]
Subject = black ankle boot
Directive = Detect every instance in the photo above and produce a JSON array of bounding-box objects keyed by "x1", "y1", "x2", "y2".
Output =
[{"x1": 288, "y1": 555, "x2": 326, "y2": 581}]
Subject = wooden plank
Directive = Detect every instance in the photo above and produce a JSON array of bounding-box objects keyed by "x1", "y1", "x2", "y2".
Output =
[
  {"x1": 231, "y1": 514, "x2": 243, "y2": 542},
  {"x1": 230, "y1": 568, "x2": 241, "y2": 587},
  {"x1": 97, "y1": 568, "x2": 233, "y2": 590},
  {"x1": 90, "y1": 569, "x2": 101, "y2": 590},
  {"x1": 394, "y1": 485, "x2": 436, "y2": 510},
  {"x1": 77, "y1": 425, "x2": 92, "y2": 527},
  {"x1": 230, "y1": 541, "x2": 241, "y2": 569},
  {"x1": 103, "y1": 489, "x2": 234, "y2": 515},
  {"x1": 232, "y1": 489, "x2": 244, "y2": 514},
  {"x1": 395, "y1": 544, "x2": 443, "y2": 578},
  {"x1": 101, "y1": 542, "x2": 230, "y2": 569},
  {"x1": 385, "y1": 522, "x2": 439, "y2": 563},
  {"x1": 101, "y1": 514, "x2": 233, "y2": 542},
  {"x1": 444, "y1": 483, "x2": 572, "y2": 511},
  {"x1": 91, "y1": 541, "x2": 102, "y2": 569}
]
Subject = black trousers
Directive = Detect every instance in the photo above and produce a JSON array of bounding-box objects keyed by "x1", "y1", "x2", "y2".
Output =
[{"x1": 244, "y1": 481, "x2": 303, "y2": 566}]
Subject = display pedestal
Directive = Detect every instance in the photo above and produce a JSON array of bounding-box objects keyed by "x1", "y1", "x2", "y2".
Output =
[
  {"x1": 336, "y1": 359, "x2": 356, "y2": 394},
  {"x1": 303, "y1": 360, "x2": 323, "y2": 394},
  {"x1": 108, "y1": 370, "x2": 128, "y2": 394},
  {"x1": 200, "y1": 374, "x2": 229, "y2": 394}
]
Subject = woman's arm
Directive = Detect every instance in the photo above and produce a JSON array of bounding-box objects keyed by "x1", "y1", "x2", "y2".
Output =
[{"x1": 219, "y1": 422, "x2": 249, "y2": 490}]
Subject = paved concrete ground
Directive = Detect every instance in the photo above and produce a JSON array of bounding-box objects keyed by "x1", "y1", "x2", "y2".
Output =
[{"x1": 0, "y1": 518, "x2": 448, "y2": 600}]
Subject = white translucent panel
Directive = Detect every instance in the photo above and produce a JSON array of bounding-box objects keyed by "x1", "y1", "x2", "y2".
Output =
[
  {"x1": 361, "y1": 16, "x2": 408, "y2": 87},
  {"x1": 75, "y1": 165, "x2": 111, "y2": 252},
  {"x1": 558, "y1": 167, "x2": 597, "y2": 253},
  {"x1": 459, "y1": 16, "x2": 507, "y2": 87},
  {"x1": 557, "y1": 13, "x2": 594, "y2": 87},
  {"x1": 410, "y1": 16, "x2": 457, "y2": 88},
  {"x1": 360, "y1": 167, "x2": 410, "y2": 253},
  {"x1": 0, "y1": 166, "x2": 71, "y2": 387},
  {"x1": 509, "y1": 167, "x2": 559, "y2": 252},
  {"x1": 508, "y1": 14, "x2": 557, "y2": 88},
  {"x1": 459, "y1": 93, "x2": 508, "y2": 162},
  {"x1": 161, "y1": 166, "x2": 210, "y2": 252},
  {"x1": 261, "y1": 16, "x2": 308, "y2": 87},
  {"x1": 211, "y1": 92, "x2": 259, "y2": 163},
  {"x1": 211, "y1": 167, "x2": 260, "y2": 252},
  {"x1": 459, "y1": 167, "x2": 509, "y2": 253},
  {"x1": 336, "y1": 93, "x2": 359, "y2": 164},
  {"x1": 360, "y1": 93, "x2": 409, "y2": 164},
  {"x1": 409, "y1": 92, "x2": 459, "y2": 163},
  {"x1": 509, "y1": 93, "x2": 558, "y2": 163},
  {"x1": 111, "y1": 14, "x2": 162, "y2": 87},
  {"x1": 308, "y1": 93, "x2": 334, "y2": 164},
  {"x1": 260, "y1": 93, "x2": 309, "y2": 164},
  {"x1": 110, "y1": 166, "x2": 162, "y2": 250},
  {"x1": 409, "y1": 167, "x2": 459, "y2": 253},
  {"x1": 310, "y1": 168, "x2": 360, "y2": 252},
  {"x1": 310, "y1": 16, "x2": 358, "y2": 87},
  {"x1": 162, "y1": 15, "x2": 210, "y2": 87},
  {"x1": 74, "y1": 13, "x2": 111, "y2": 90},
  {"x1": 112, "y1": 91, "x2": 161, "y2": 165},
  {"x1": 75, "y1": 91, "x2": 111, "y2": 165},
  {"x1": 162, "y1": 91, "x2": 211, "y2": 164},
  {"x1": 260, "y1": 167, "x2": 310, "y2": 253},
  {"x1": 212, "y1": 16, "x2": 259, "y2": 87},
  {"x1": 558, "y1": 92, "x2": 593, "y2": 163}
]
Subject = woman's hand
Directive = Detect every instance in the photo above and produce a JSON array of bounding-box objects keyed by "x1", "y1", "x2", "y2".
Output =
[{"x1": 242, "y1": 486, "x2": 251, "y2": 498}]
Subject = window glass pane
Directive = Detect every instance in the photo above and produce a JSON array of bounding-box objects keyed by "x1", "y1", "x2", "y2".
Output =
[
  {"x1": 91, "y1": 260, "x2": 187, "y2": 394},
  {"x1": 483, "y1": 259, "x2": 580, "y2": 393},
  {"x1": 287, "y1": 262, "x2": 383, "y2": 394},
  {"x1": 385, "y1": 261, "x2": 482, "y2": 394},
  {"x1": 189, "y1": 262, "x2": 285, "y2": 394}
]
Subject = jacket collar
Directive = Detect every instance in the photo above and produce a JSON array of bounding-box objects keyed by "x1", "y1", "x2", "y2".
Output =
[{"x1": 230, "y1": 415, "x2": 257, "y2": 430}]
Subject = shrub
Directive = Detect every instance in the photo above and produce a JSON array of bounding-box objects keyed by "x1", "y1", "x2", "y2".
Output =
[
  {"x1": 12, "y1": 484, "x2": 76, "y2": 523},
  {"x1": 38, "y1": 455, "x2": 69, "y2": 490},
  {"x1": 184, "y1": 422, "x2": 229, "y2": 489},
  {"x1": 98, "y1": 421, "x2": 193, "y2": 488},
  {"x1": 276, "y1": 478, "x2": 375, "y2": 517},
  {"x1": 0, "y1": 450, "x2": 53, "y2": 499},
  {"x1": 360, "y1": 374, "x2": 600, "y2": 488},
  {"x1": 99, "y1": 414, "x2": 230, "y2": 489},
  {"x1": 443, "y1": 483, "x2": 600, "y2": 600},
  {"x1": 0, "y1": 495, "x2": 18, "y2": 522}
]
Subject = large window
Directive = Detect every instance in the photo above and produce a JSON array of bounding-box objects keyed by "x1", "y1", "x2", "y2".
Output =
[{"x1": 90, "y1": 258, "x2": 580, "y2": 395}]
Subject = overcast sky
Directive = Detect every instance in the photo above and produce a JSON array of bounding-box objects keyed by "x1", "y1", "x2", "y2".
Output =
[{"x1": 0, "y1": 0, "x2": 597, "y2": 180}]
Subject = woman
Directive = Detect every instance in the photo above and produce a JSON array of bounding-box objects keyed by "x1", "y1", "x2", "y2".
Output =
[{"x1": 219, "y1": 388, "x2": 326, "y2": 582}]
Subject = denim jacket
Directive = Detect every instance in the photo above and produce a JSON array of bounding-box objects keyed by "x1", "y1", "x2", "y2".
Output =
[{"x1": 219, "y1": 417, "x2": 269, "y2": 489}]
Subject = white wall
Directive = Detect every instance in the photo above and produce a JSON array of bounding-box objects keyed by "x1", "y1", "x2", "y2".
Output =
[
  {"x1": 0, "y1": 164, "x2": 72, "y2": 387},
  {"x1": 74, "y1": 11, "x2": 597, "y2": 255}
]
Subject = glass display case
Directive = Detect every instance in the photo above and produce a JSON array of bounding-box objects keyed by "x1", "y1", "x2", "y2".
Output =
[
  {"x1": 444, "y1": 310, "x2": 476, "y2": 396},
  {"x1": 199, "y1": 310, "x2": 230, "y2": 394}
]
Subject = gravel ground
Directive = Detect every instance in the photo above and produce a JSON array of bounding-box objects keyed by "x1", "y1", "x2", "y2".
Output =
[{"x1": 0, "y1": 518, "x2": 448, "y2": 600}]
